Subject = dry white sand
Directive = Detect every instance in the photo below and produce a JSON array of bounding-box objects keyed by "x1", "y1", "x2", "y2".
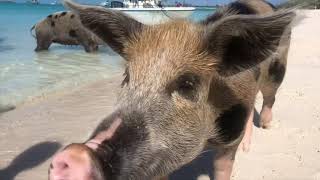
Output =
[
  {"x1": 0, "y1": 10, "x2": 320, "y2": 180},
  {"x1": 232, "y1": 10, "x2": 320, "y2": 180}
]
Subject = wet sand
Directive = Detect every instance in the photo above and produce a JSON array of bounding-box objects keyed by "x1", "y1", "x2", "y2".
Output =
[{"x1": 0, "y1": 10, "x2": 320, "y2": 180}]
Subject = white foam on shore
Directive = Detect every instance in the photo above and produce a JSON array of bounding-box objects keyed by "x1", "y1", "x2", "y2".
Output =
[{"x1": 0, "y1": 47, "x2": 124, "y2": 106}]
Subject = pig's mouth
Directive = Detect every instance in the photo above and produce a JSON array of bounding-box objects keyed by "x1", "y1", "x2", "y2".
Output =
[
  {"x1": 83, "y1": 118, "x2": 123, "y2": 176},
  {"x1": 85, "y1": 118, "x2": 122, "y2": 151},
  {"x1": 85, "y1": 139, "x2": 114, "y2": 153},
  {"x1": 85, "y1": 139, "x2": 116, "y2": 171}
]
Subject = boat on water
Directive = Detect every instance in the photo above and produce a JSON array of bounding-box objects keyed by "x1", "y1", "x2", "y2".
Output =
[
  {"x1": 26, "y1": 0, "x2": 39, "y2": 4},
  {"x1": 99, "y1": 0, "x2": 195, "y2": 24},
  {"x1": 0, "y1": 0, "x2": 16, "y2": 3},
  {"x1": 50, "y1": 0, "x2": 61, "y2": 5}
]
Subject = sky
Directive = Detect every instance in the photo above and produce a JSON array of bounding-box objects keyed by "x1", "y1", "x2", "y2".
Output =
[{"x1": 15, "y1": 0, "x2": 286, "y2": 6}]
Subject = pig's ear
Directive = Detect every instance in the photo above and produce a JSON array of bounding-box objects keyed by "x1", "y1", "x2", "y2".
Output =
[
  {"x1": 63, "y1": 0, "x2": 144, "y2": 57},
  {"x1": 205, "y1": 10, "x2": 295, "y2": 76}
]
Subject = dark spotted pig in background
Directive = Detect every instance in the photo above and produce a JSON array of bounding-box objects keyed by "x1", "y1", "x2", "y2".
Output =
[
  {"x1": 31, "y1": 11, "x2": 103, "y2": 52},
  {"x1": 49, "y1": 0, "x2": 295, "y2": 179},
  {"x1": 201, "y1": 0, "x2": 293, "y2": 152}
]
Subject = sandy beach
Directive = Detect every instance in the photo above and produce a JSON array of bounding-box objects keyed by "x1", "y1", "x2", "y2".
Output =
[{"x1": 0, "y1": 10, "x2": 319, "y2": 180}]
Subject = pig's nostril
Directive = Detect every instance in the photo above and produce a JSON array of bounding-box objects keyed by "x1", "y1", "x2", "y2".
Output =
[{"x1": 52, "y1": 160, "x2": 69, "y2": 170}]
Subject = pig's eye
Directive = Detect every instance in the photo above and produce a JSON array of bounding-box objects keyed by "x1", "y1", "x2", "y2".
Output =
[{"x1": 170, "y1": 74, "x2": 200, "y2": 101}]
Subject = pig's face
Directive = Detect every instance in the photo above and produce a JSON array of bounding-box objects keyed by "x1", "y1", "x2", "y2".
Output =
[{"x1": 48, "y1": 1, "x2": 295, "y2": 179}]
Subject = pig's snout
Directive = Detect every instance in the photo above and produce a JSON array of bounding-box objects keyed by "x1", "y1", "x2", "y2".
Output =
[{"x1": 49, "y1": 144, "x2": 97, "y2": 180}]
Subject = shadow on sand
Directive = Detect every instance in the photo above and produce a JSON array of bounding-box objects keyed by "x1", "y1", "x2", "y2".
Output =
[
  {"x1": 0, "y1": 141, "x2": 61, "y2": 180},
  {"x1": 253, "y1": 108, "x2": 261, "y2": 128},
  {"x1": 171, "y1": 150, "x2": 214, "y2": 179},
  {"x1": 0, "y1": 104, "x2": 16, "y2": 114}
]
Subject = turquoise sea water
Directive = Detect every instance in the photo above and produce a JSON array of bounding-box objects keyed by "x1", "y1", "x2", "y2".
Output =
[{"x1": 0, "y1": 2, "x2": 214, "y2": 106}]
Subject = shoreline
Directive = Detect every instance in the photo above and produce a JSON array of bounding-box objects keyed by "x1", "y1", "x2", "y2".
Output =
[
  {"x1": 17, "y1": 72, "x2": 123, "y2": 109},
  {"x1": 0, "y1": 71, "x2": 123, "y2": 114}
]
